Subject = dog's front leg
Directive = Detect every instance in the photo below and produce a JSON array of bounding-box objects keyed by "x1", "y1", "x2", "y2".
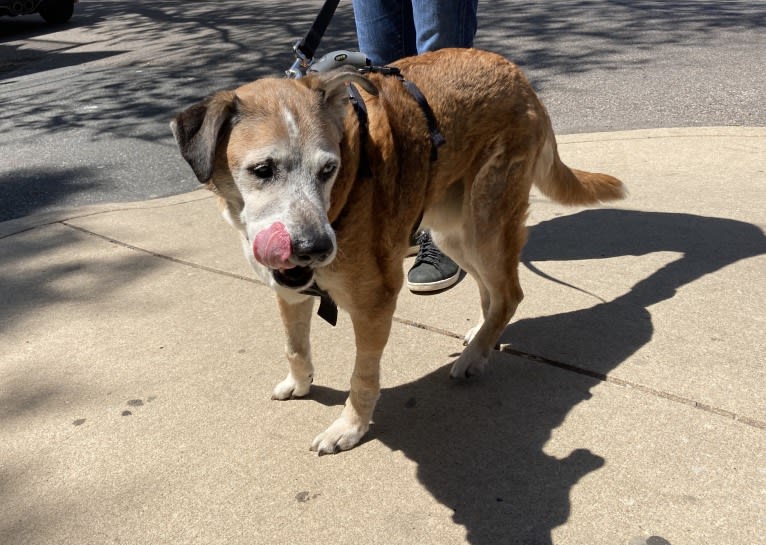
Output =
[
  {"x1": 272, "y1": 294, "x2": 315, "y2": 400},
  {"x1": 310, "y1": 305, "x2": 393, "y2": 455}
]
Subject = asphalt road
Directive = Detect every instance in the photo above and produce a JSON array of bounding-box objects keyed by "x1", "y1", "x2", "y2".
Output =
[{"x1": 1, "y1": 0, "x2": 764, "y2": 222}]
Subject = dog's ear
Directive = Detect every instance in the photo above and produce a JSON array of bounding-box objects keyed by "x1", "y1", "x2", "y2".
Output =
[
  {"x1": 170, "y1": 90, "x2": 237, "y2": 183},
  {"x1": 309, "y1": 67, "x2": 379, "y2": 121}
]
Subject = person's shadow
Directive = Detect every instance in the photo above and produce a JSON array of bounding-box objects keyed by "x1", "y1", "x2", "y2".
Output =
[{"x1": 323, "y1": 209, "x2": 765, "y2": 544}]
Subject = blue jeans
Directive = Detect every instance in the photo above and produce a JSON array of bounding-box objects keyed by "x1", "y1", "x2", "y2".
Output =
[{"x1": 351, "y1": 0, "x2": 478, "y2": 65}]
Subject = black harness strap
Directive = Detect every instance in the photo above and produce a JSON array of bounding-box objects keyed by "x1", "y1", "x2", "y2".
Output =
[
  {"x1": 398, "y1": 77, "x2": 446, "y2": 161},
  {"x1": 360, "y1": 65, "x2": 446, "y2": 162},
  {"x1": 347, "y1": 83, "x2": 372, "y2": 178},
  {"x1": 361, "y1": 66, "x2": 438, "y2": 251}
]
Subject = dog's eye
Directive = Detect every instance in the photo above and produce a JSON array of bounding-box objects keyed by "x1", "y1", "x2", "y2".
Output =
[
  {"x1": 249, "y1": 162, "x2": 274, "y2": 180},
  {"x1": 318, "y1": 162, "x2": 337, "y2": 182}
]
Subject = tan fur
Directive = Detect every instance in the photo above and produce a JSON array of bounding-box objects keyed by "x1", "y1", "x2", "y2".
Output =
[{"x1": 171, "y1": 48, "x2": 624, "y2": 454}]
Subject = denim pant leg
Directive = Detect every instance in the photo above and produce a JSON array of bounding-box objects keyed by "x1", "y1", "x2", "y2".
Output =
[
  {"x1": 352, "y1": 0, "x2": 479, "y2": 63},
  {"x1": 411, "y1": 0, "x2": 478, "y2": 53},
  {"x1": 352, "y1": 0, "x2": 417, "y2": 65}
]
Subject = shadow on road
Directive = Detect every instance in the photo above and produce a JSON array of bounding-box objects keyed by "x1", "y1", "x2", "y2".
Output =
[
  {"x1": 3, "y1": 0, "x2": 764, "y2": 136},
  {"x1": 0, "y1": 166, "x2": 100, "y2": 222},
  {"x1": 477, "y1": 0, "x2": 766, "y2": 83}
]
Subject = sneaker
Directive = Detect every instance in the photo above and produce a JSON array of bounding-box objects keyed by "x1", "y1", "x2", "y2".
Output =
[{"x1": 407, "y1": 231, "x2": 461, "y2": 293}]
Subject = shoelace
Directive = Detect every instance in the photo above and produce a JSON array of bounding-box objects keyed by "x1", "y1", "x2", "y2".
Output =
[{"x1": 412, "y1": 233, "x2": 443, "y2": 267}]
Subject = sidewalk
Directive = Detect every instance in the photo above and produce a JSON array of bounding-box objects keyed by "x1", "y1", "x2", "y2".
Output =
[{"x1": 1, "y1": 127, "x2": 764, "y2": 545}]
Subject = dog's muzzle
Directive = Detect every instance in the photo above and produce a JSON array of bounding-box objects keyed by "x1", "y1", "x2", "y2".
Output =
[{"x1": 252, "y1": 221, "x2": 334, "y2": 289}]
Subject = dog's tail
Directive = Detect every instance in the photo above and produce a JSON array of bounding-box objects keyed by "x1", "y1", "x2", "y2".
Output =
[{"x1": 533, "y1": 136, "x2": 625, "y2": 205}]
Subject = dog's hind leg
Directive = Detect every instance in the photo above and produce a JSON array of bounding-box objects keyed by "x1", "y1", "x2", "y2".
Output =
[
  {"x1": 450, "y1": 271, "x2": 523, "y2": 379},
  {"x1": 311, "y1": 294, "x2": 396, "y2": 455},
  {"x1": 446, "y1": 152, "x2": 530, "y2": 379},
  {"x1": 272, "y1": 295, "x2": 315, "y2": 400},
  {"x1": 460, "y1": 277, "x2": 491, "y2": 346}
]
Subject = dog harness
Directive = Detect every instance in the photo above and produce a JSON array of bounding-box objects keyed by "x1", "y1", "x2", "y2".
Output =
[
  {"x1": 303, "y1": 66, "x2": 445, "y2": 326},
  {"x1": 353, "y1": 65, "x2": 446, "y2": 165}
]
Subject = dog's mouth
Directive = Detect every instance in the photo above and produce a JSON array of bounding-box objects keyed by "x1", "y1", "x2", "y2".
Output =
[{"x1": 273, "y1": 266, "x2": 315, "y2": 289}]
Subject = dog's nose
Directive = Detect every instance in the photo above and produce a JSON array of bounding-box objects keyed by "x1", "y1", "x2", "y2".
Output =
[{"x1": 292, "y1": 235, "x2": 334, "y2": 266}]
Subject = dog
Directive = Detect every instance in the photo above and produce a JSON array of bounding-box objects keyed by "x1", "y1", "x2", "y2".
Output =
[{"x1": 171, "y1": 48, "x2": 625, "y2": 455}]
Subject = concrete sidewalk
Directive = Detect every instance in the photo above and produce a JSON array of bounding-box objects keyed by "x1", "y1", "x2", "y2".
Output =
[{"x1": 1, "y1": 127, "x2": 764, "y2": 545}]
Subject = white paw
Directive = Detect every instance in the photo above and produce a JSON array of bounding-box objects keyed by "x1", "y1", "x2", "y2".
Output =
[
  {"x1": 310, "y1": 416, "x2": 368, "y2": 455},
  {"x1": 449, "y1": 350, "x2": 488, "y2": 379},
  {"x1": 271, "y1": 373, "x2": 312, "y2": 400}
]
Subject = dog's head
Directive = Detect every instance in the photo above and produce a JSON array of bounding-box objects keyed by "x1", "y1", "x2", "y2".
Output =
[{"x1": 170, "y1": 68, "x2": 377, "y2": 290}]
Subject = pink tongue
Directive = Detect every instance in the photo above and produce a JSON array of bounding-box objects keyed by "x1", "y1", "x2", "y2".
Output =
[{"x1": 253, "y1": 222, "x2": 294, "y2": 269}]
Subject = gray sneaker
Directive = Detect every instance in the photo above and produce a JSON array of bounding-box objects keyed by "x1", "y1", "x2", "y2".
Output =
[{"x1": 407, "y1": 231, "x2": 461, "y2": 293}]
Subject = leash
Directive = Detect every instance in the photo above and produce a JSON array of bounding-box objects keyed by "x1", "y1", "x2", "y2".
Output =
[{"x1": 285, "y1": 0, "x2": 343, "y2": 78}]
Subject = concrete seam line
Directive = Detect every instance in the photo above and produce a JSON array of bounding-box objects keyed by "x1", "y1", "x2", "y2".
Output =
[
  {"x1": 60, "y1": 221, "x2": 261, "y2": 286},
  {"x1": 59, "y1": 222, "x2": 765, "y2": 432},
  {"x1": 499, "y1": 345, "x2": 766, "y2": 431}
]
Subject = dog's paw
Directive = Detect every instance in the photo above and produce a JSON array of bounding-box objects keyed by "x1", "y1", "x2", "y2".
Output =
[
  {"x1": 310, "y1": 417, "x2": 368, "y2": 455},
  {"x1": 449, "y1": 351, "x2": 488, "y2": 380},
  {"x1": 271, "y1": 373, "x2": 312, "y2": 400}
]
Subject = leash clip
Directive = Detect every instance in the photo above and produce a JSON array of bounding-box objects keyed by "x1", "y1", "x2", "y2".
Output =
[{"x1": 286, "y1": 40, "x2": 312, "y2": 79}]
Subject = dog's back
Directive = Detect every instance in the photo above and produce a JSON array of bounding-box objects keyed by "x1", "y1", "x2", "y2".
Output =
[{"x1": 369, "y1": 49, "x2": 624, "y2": 212}]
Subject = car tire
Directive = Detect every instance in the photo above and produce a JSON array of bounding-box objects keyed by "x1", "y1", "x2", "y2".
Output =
[{"x1": 39, "y1": 0, "x2": 74, "y2": 24}]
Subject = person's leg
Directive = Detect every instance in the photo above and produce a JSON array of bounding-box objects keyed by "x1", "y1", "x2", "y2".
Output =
[
  {"x1": 411, "y1": 0, "x2": 478, "y2": 53},
  {"x1": 352, "y1": 0, "x2": 417, "y2": 65},
  {"x1": 406, "y1": 0, "x2": 478, "y2": 293}
]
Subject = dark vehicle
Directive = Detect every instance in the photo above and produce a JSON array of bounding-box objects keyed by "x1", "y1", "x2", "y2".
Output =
[{"x1": 0, "y1": 0, "x2": 76, "y2": 24}]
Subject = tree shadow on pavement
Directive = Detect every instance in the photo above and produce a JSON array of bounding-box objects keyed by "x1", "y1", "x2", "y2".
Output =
[
  {"x1": 0, "y1": 221, "x2": 165, "y2": 335},
  {"x1": 0, "y1": 166, "x2": 100, "y2": 222},
  {"x1": 477, "y1": 0, "x2": 766, "y2": 84},
  {"x1": 3, "y1": 0, "x2": 764, "y2": 140},
  {"x1": 364, "y1": 209, "x2": 765, "y2": 545},
  {"x1": 0, "y1": 0, "x2": 359, "y2": 141}
]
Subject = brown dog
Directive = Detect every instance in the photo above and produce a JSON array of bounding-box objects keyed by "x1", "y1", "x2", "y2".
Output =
[{"x1": 171, "y1": 48, "x2": 624, "y2": 454}]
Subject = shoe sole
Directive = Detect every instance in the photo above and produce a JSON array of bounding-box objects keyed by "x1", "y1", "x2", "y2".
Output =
[{"x1": 407, "y1": 269, "x2": 461, "y2": 293}]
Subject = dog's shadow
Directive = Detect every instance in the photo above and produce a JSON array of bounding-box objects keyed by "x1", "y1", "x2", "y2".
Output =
[{"x1": 315, "y1": 209, "x2": 766, "y2": 545}]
